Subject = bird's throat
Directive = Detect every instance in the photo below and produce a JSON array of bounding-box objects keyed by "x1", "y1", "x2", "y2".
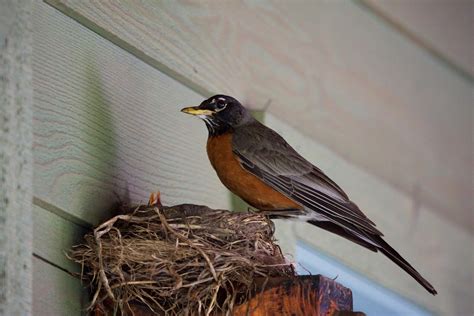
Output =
[{"x1": 203, "y1": 117, "x2": 231, "y2": 136}]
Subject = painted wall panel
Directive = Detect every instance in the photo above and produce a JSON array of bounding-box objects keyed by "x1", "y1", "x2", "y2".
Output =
[
  {"x1": 268, "y1": 113, "x2": 473, "y2": 316},
  {"x1": 46, "y1": 0, "x2": 473, "y2": 231},
  {"x1": 32, "y1": 2, "x2": 229, "y2": 226}
]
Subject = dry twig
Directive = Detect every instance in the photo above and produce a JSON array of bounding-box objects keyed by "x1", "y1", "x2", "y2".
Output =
[{"x1": 69, "y1": 204, "x2": 294, "y2": 315}]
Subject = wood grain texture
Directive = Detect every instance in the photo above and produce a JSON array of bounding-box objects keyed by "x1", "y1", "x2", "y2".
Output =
[
  {"x1": 32, "y1": 1, "x2": 229, "y2": 226},
  {"x1": 46, "y1": 0, "x2": 473, "y2": 231},
  {"x1": 32, "y1": 257, "x2": 85, "y2": 316},
  {"x1": 33, "y1": 205, "x2": 88, "y2": 273},
  {"x1": 232, "y1": 275, "x2": 354, "y2": 316},
  {"x1": 0, "y1": 0, "x2": 33, "y2": 314},
  {"x1": 95, "y1": 275, "x2": 356, "y2": 316}
]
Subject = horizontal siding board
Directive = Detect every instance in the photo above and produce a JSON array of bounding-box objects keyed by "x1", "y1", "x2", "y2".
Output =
[
  {"x1": 33, "y1": 205, "x2": 88, "y2": 273},
  {"x1": 46, "y1": 0, "x2": 473, "y2": 231},
  {"x1": 33, "y1": 257, "x2": 86, "y2": 315},
  {"x1": 362, "y1": 0, "x2": 474, "y2": 77},
  {"x1": 268, "y1": 113, "x2": 473, "y2": 316},
  {"x1": 32, "y1": 2, "x2": 229, "y2": 225}
]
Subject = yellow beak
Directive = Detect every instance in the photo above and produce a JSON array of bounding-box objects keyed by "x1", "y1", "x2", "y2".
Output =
[{"x1": 180, "y1": 106, "x2": 214, "y2": 116}]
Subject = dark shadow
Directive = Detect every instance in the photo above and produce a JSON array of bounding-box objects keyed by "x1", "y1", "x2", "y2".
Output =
[{"x1": 77, "y1": 57, "x2": 127, "y2": 224}]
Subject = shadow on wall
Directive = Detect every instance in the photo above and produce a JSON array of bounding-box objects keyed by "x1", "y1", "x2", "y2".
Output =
[{"x1": 76, "y1": 56, "x2": 125, "y2": 223}]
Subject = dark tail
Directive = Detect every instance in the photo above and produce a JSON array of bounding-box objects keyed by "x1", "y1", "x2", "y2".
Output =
[
  {"x1": 373, "y1": 235, "x2": 437, "y2": 295},
  {"x1": 307, "y1": 220, "x2": 437, "y2": 295}
]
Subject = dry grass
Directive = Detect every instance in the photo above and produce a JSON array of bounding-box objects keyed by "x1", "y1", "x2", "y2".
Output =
[{"x1": 69, "y1": 203, "x2": 295, "y2": 315}]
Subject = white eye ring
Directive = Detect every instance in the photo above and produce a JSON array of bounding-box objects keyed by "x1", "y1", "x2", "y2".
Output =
[{"x1": 215, "y1": 99, "x2": 227, "y2": 111}]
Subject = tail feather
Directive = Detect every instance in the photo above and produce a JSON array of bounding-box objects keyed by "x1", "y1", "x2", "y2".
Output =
[
  {"x1": 373, "y1": 235, "x2": 437, "y2": 295},
  {"x1": 306, "y1": 220, "x2": 437, "y2": 295}
]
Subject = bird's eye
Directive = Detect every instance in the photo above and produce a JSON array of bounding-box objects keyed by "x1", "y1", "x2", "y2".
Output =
[{"x1": 216, "y1": 99, "x2": 226, "y2": 110}]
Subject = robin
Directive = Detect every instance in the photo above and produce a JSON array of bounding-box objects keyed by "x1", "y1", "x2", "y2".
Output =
[{"x1": 181, "y1": 95, "x2": 437, "y2": 295}]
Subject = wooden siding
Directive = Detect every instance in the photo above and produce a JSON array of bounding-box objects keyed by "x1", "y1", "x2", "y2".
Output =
[
  {"x1": 33, "y1": 205, "x2": 88, "y2": 273},
  {"x1": 268, "y1": 113, "x2": 473, "y2": 316},
  {"x1": 46, "y1": 0, "x2": 473, "y2": 232},
  {"x1": 32, "y1": 257, "x2": 84, "y2": 315},
  {"x1": 363, "y1": 0, "x2": 474, "y2": 77},
  {"x1": 27, "y1": 1, "x2": 472, "y2": 315},
  {"x1": 32, "y1": 203, "x2": 87, "y2": 315},
  {"x1": 31, "y1": 1, "x2": 230, "y2": 313},
  {"x1": 33, "y1": 2, "x2": 229, "y2": 226}
]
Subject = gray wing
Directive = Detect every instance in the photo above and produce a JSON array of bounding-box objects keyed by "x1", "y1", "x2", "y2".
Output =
[
  {"x1": 233, "y1": 122, "x2": 439, "y2": 295},
  {"x1": 232, "y1": 121, "x2": 382, "y2": 236}
]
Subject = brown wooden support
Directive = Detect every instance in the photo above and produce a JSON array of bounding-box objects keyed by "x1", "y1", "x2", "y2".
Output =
[{"x1": 232, "y1": 275, "x2": 362, "y2": 316}]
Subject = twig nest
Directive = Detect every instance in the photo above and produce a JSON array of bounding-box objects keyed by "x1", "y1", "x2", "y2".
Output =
[{"x1": 69, "y1": 204, "x2": 295, "y2": 315}]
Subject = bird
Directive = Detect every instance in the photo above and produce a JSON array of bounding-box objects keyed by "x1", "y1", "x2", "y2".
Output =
[{"x1": 181, "y1": 94, "x2": 437, "y2": 295}]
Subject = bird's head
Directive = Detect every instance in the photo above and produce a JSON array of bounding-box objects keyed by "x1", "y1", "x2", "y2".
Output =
[{"x1": 181, "y1": 95, "x2": 253, "y2": 135}]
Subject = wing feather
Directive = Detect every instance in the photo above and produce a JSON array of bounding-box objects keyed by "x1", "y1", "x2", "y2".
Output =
[
  {"x1": 233, "y1": 122, "x2": 381, "y2": 236},
  {"x1": 231, "y1": 121, "x2": 438, "y2": 294}
]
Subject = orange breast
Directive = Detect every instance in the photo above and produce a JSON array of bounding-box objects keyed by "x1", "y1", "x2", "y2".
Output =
[{"x1": 207, "y1": 133, "x2": 302, "y2": 211}]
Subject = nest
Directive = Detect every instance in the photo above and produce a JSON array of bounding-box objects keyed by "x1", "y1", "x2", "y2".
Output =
[{"x1": 69, "y1": 203, "x2": 295, "y2": 315}]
